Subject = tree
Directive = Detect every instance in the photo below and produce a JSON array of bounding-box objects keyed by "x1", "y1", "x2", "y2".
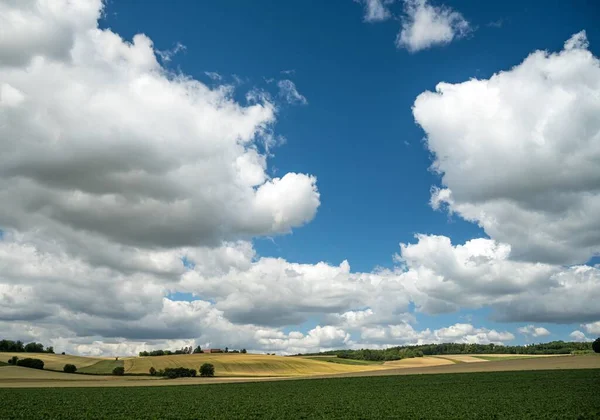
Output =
[
  {"x1": 63, "y1": 364, "x2": 77, "y2": 373},
  {"x1": 149, "y1": 367, "x2": 157, "y2": 376},
  {"x1": 241, "y1": 348, "x2": 247, "y2": 354},
  {"x1": 593, "y1": 338, "x2": 600, "y2": 354},
  {"x1": 46, "y1": 346, "x2": 54, "y2": 354},
  {"x1": 225, "y1": 347, "x2": 229, "y2": 353},
  {"x1": 193, "y1": 346, "x2": 203, "y2": 354},
  {"x1": 112, "y1": 366, "x2": 125, "y2": 376},
  {"x1": 61, "y1": 352, "x2": 66, "y2": 355},
  {"x1": 200, "y1": 363, "x2": 215, "y2": 377},
  {"x1": 24, "y1": 342, "x2": 44, "y2": 353},
  {"x1": 8, "y1": 356, "x2": 18, "y2": 365},
  {"x1": 16, "y1": 358, "x2": 44, "y2": 370}
]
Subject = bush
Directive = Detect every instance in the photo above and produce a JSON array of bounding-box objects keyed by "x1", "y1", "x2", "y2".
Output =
[
  {"x1": 112, "y1": 366, "x2": 125, "y2": 376},
  {"x1": 8, "y1": 356, "x2": 18, "y2": 365},
  {"x1": 16, "y1": 358, "x2": 44, "y2": 370},
  {"x1": 149, "y1": 367, "x2": 157, "y2": 376},
  {"x1": 593, "y1": 338, "x2": 600, "y2": 354},
  {"x1": 63, "y1": 364, "x2": 77, "y2": 373},
  {"x1": 200, "y1": 363, "x2": 215, "y2": 377},
  {"x1": 162, "y1": 367, "x2": 197, "y2": 379}
]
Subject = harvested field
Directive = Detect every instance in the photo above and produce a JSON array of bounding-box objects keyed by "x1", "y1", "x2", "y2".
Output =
[
  {"x1": 0, "y1": 366, "x2": 159, "y2": 384},
  {"x1": 431, "y1": 355, "x2": 487, "y2": 363},
  {"x1": 124, "y1": 353, "x2": 388, "y2": 377},
  {"x1": 301, "y1": 356, "x2": 384, "y2": 365},
  {"x1": 1, "y1": 354, "x2": 598, "y2": 388},
  {"x1": 0, "y1": 352, "x2": 106, "y2": 371},
  {"x1": 383, "y1": 356, "x2": 454, "y2": 368}
]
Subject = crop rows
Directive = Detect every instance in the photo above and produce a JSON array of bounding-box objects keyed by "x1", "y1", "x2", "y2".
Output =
[{"x1": 1, "y1": 369, "x2": 599, "y2": 419}]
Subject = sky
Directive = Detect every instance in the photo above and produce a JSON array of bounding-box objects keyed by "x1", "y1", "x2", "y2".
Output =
[{"x1": 0, "y1": 0, "x2": 599, "y2": 356}]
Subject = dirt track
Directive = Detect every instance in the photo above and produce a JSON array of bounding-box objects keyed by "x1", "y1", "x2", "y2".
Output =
[{"x1": 1, "y1": 355, "x2": 598, "y2": 388}]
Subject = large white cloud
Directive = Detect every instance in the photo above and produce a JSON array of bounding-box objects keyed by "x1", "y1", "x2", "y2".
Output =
[
  {"x1": 397, "y1": 235, "x2": 600, "y2": 323},
  {"x1": 396, "y1": 0, "x2": 470, "y2": 52},
  {"x1": 581, "y1": 321, "x2": 600, "y2": 336},
  {"x1": 414, "y1": 31, "x2": 600, "y2": 265},
  {"x1": 0, "y1": 0, "x2": 320, "y2": 252}
]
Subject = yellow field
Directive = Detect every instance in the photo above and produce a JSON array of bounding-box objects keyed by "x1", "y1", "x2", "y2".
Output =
[
  {"x1": 0, "y1": 353, "x2": 108, "y2": 371},
  {"x1": 125, "y1": 353, "x2": 389, "y2": 377},
  {"x1": 383, "y1": 357, "x2": 455, "y2": 368},
  {"x1": 1, "y1": 354, "x2": 598, "y2": 388}
]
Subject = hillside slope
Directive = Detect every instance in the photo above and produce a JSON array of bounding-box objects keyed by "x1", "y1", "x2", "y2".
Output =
[
  {"x1": 125, "y1": 353, "x2": 389, "y2": 377},
  {"x1": 0, "y1": 353, "x2": 107, "y2": 371}
]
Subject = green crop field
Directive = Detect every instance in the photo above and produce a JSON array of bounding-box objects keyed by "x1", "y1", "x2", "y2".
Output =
[
  {"x1": 0, "y1": 369, "x2": 598, "y2": 419},
  {"x1": 78, "y1": 359, "x2": 124, "y2": 374}
]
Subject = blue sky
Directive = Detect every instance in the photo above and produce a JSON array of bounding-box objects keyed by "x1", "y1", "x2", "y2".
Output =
[{"x1": 1, "y1": 0, "x2": 600, "y2": 354}]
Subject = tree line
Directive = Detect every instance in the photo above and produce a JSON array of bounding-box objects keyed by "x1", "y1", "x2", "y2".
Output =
[
  {"x1": 139, "y1": 346, "x2": 247, "y2": 357},
  {"x1": 0, "y1": 339, "x2": 54, "y2": 354},
  {"x1": 300, "y1": 341, "x2": 596, "y2": 362}
]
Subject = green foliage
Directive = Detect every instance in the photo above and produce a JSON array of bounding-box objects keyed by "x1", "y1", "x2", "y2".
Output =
[
  {"x1": 193, "y1": 346, "x2": 203, "y2": 354},
  {"x1": 63, "y1": 364, "x2": 77, "y2": 374},
  {"x1": 112, "y1": 366, "x2": 125, "y2": 376},
  {"x1": 302, "y1": 341, "x2": 594, "y2": 362},
  {"x1": 0, "y1": 369, "x2": 599, "y2": 419},
  {"x1": 161, "y1": 367, "x2": 197, "y2": 379},
  {"x1": 241, "y1": 348, "x2": 247, "y2": 354},
  {"x1": 16, "y1": 358, "x2": 44, "y2": 370},
  {"x1": 592, "y1": 338, "x2": 600, "y2": 354},
  {"x1": 0, "y1": 339, "x2": 55, "y2": 353},
  {"x1": 8, "y1": 356, "x2": 19, "y2": 365},
  {"x1": 200, "y1": 363, "x2": 215, "y2": 377},
  {"x1": 139, "y1": 346, "x2": 194, "y2": 357},
  {"x1": 149, "y1": 367, "x2": 156, "y2": 376}
]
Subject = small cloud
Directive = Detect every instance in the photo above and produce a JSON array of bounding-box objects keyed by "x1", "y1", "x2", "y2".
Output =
[
  {"x1": 280, "y1": 69, "x2": 296, "y2": 75},
  {"x1": 204, "y1": 71, "x2": 222, "y2": 81},
  {"x1": 396, "y1": 0, "x2": 470, "y2": 52},
  {"x1": 355, "y1": 0, "x2": 395, "y2": 23},
  {"x1": 487, "y1": 19, "x2": 503, "y2": 28},
  {"x1": 569, "y1": 330, "x2": 591, "y2": 342},
  {"x1": 517, "y1": 325, "x2": 551, "y2": 338},
  {"x1": 277, "y1": 80, "x2": 308, "y2": 105},
  {"x1": 156, "y1": 42, "x2": 186, "y2": 63}
]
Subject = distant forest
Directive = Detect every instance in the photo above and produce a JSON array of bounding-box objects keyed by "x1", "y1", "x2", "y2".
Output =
[
  {"x1": 300, "y1": 341, "x2": 594, "y2": 362},
  {"x1": 0, "y1": 339, "x2": 55, "y2": 354}
]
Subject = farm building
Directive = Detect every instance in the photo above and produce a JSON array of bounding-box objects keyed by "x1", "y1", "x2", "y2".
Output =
[{"x1": 205, "y1": 348, "x2": 223, "y2": 353}]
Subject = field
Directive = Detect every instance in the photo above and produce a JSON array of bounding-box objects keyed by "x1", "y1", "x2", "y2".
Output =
[
  {"x1": 1, "y1": 354, "x2": 598, "y2": 388},
  {"x1": 0, "y1": 369, "x2": 598, "y2": 419},
  {"x1": 79, "y1": 359, "x2": 124, "y2": 374},
  {"x1": 0, "y1": 353, "x2": 110, "y2": 372},
  {"x1": 301, "y1": 356, "x2": 384, "y2": 365},
  {"x1": 124, "y1": 353, "x2": 389, "y2": 376}
]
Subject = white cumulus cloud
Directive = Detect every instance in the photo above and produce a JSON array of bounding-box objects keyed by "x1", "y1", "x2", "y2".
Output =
[
  {"x1": 414, "y1": 31, "x2": 600, "y2": 265},
  {"x1": 517, "y1": 325, "x2": 551, "y2": 337},
  {"x1": 397, "y1": 0, "x2": 470, "y2": 52}
]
